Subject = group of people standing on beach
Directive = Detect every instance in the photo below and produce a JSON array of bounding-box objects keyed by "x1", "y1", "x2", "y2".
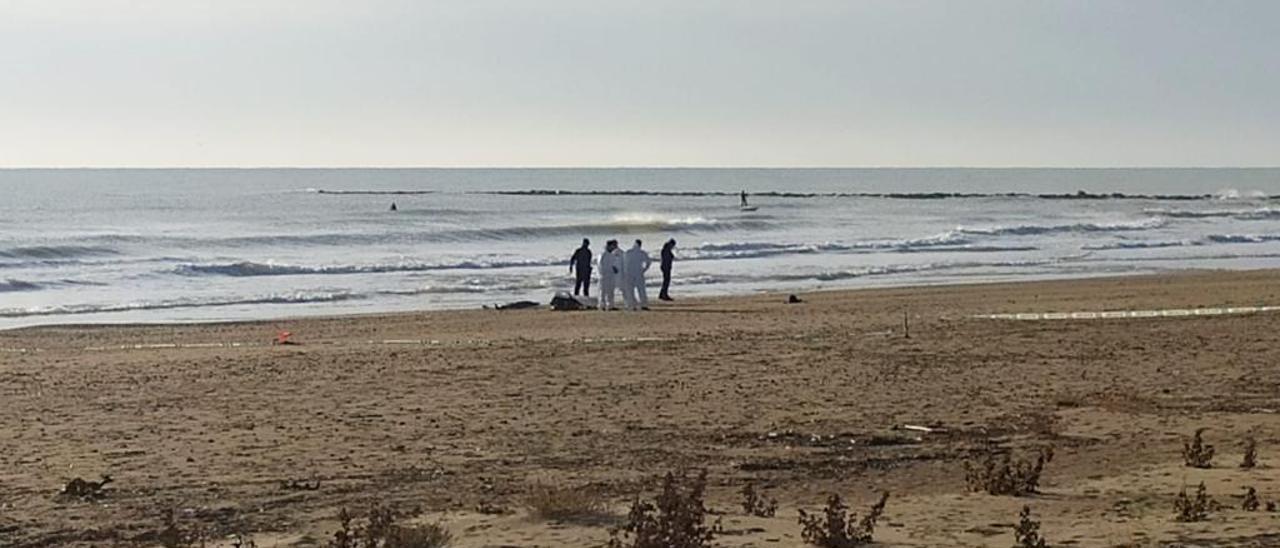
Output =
[{"x1": 569, "y1": 238, "x2": 676, "y2": 311}]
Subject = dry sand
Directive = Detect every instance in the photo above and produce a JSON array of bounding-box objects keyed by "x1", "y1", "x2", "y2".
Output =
[{"x1": 4, "y1": 270, "x2": 1280, "y2": 547}]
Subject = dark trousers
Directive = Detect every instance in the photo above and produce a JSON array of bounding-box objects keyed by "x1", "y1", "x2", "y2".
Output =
[
  {"x1": 575, "y1": 270, "x2": 592, "y2": 296},
  {"x1": 660, "y1": 267, "x2": 672, "y2": 298}
]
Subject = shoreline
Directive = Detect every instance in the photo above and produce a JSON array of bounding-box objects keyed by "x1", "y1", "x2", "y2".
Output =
[{"x1": 0, "y1": 267, "x2": 1241, "y2": 335}]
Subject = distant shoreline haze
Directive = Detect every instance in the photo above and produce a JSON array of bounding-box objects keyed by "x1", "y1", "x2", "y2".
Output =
[{"x1": 3, "y1": 167, "x2": 1279, "y2": 195}]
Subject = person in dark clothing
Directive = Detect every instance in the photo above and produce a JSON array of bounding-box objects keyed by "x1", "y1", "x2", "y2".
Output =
[
  {"x1": 659, "y1": 238, "x2": 676, "y2": 301},
  {"x1": 569, "y1": 238, "x2": 593, "y2": 297}
]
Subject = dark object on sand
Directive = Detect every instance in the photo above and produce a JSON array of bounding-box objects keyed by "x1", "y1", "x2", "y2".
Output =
[
  {"x1": 486, "y1": 301, "x2": 541, "y2": 311},
  {"x1": 280, "y1": 478, "x2": 321, "y2": 491},
  {"x1": 788, "y1": 294, "x2": 804, "y2": 304},
  {"x1": 61, "y1": 475, "x2": 113, "y2": 500},
  {"x1": 550, "y1": 293, "x2": 588, "y2": 311}
]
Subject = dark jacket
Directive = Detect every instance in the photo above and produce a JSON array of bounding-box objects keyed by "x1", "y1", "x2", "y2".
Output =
[
  {"x1": 660, "y1": 247, "x2": 674, "y2": 271},
  {"x1": 571, "y1": 247, "x2": 593, "y2": 274}
]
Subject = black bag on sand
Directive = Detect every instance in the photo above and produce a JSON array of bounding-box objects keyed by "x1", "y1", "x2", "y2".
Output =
[
  {"x1": 550, "y1": 291, "x2": 586, "y2": 311},
  {"x1": 485, "y1": 300, "x2": 541, "y2": 311}
]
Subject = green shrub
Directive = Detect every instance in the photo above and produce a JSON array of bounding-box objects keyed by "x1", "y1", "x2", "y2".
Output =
[{"x1": 797, "y1": 492, "x2": 888, "y2": 547}]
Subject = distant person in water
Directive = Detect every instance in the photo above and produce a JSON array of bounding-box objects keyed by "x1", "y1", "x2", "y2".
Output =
[
  {"x1": 622, "y1": 239, "x2": 652, "y2": 310},
  {"x1": 569, "y1": 238, "x2": 593, "y2": 297},
  {"x1": 659, "y1": 239, "x2": 676, "y2": 301},
  {"x1": 598, "y1": 240, "x2": 622, "y2": 310},
  {"x1": 740, "y1": 190, "x2": 748, "y2": 207},
  {"x1": 389, "y1": 202, "x2": 397, "y2": 211}
]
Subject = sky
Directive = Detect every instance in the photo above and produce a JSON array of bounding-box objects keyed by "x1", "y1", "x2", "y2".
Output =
[{"x1": 1, "y1": 0, "x2": 1278, "y2": 168}]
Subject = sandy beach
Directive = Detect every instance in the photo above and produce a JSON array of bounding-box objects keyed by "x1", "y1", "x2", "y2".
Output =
[{"x1": 4, "y1": 270, "x2": 1280, "y2": 547}]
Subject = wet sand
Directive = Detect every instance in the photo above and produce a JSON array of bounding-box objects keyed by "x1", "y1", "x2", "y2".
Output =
[{"x1": 3, "y1": 270, "x2": 1280, "y2": 547}]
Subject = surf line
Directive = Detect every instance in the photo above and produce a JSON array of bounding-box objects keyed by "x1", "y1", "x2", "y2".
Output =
[{"x1": 976, "y1": 305, "x2": 1280, "y2": 321}]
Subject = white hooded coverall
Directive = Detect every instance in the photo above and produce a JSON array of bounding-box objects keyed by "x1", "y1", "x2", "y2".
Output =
[
  {"x1": 622, "y1": 243, "x2": 652, "y2": 310},
  {"x1": 598, "y1": 248, "x2": 622, "y2": 310}
]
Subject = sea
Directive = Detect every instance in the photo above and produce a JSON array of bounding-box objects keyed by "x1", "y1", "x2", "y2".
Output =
[{"x1": 3, "y1": 168, "x2": 1280, "y2": 329}]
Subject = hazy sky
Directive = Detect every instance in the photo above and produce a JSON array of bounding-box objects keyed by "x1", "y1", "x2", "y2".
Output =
[{"x1": 2, "y1": 1, "x2": 1278, "y2": 167}]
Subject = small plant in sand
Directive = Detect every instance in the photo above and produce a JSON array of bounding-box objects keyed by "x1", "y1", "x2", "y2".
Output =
[
  {"x1": 1173, "y1": 482, "x2": 1214, "y2": 522},
  {"x1": 280, "y1": 477, "x2": 321, "y2": 491},
  {"x1": 1241, "y1": 436, "x2": 1258, "y2": 469},
  {"x1": 740, "y1": 482, "x2": 778, "y2": 518},
  {"x1": 1182, "y1": 428, "x2": 1215, "y2": 469},
  {"x1": 329, "y1": 503, "x2": 452, "y2": 548},
  {"x1": 1013, "y1": 506, "x2": 1048, "y2": 548},
  {"x1": 523, "y1": 482, "x2": 608, "y2": 522},
  {"x1": 608, "y1": 469, "x2": 719, "y2": 548},
  {"x1": 1242, "y1": 487, "x2": 1261, "y2": 512},
  {"x1": 155, "y1": 510, "x2": 207, "y2": 548},
  {"x1": 796, "y1": 492, "x2": 888, "y2": 548},
  {"x1": 964, "y1": 447, "x2": 1054, "y2": 496},
  {"x1": 473, "y1": 499, "x2": 508, "y2": 515}
]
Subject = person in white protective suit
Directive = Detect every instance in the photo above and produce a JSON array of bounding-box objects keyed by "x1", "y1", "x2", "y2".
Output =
[
  {"x1": 622, "y1": 239, "x2": 653, "y2": 311},
  {"x1": 598, "y1": 239, "x2": 623, "y2": 310}
]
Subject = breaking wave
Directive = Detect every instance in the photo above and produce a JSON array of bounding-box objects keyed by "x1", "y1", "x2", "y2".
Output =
[
  {"x1": 1144, "y1": 207, "x2": 1280, "y2": 220},
  {"x1": 177, "y1": 258, "x2": 563, "y2": 277},
  {"x1": 0, "y1": 245, "x2": 119, "y2": 260},
  {"x1": 0, "y1": 279, "x2": 42, "y2": 292},
  {"x1": 696, "y1": 242, "x2": 797, "y2": 252},
  {"x1": 1214, "y1": 188, "x2": 1270, "y2": 201},
  {"x1": 956, "y1": 218, "x2": 1166, "y2": 237},
  {"x1": 0, "y1": 291, "x2": 361, "y2": 318},
  {"x1": 1082, "y1": 240, "x2": 1194, "y2": 251},
  {"x1": 510, "y1": 214, "x2": 774, "y2": 236},
  {"x1": 1206, "y1": 234, "x2": 1280, "y2": 244},
  {"x1": 766, "y1": 260, "x2": 1052, "y2": 282},
  {"x1": 176, "y1": 216, "x2": 778, "y2": 248},
  {"x1": 0, "y1": 278, "x2": 104, "y2": 292},
  {"x1": 682, "y1": 259, "x2": 1056, "y2": 285},
  {"x1": 423, "y1": 215, "x2": 776, "y2": 241},
  {"x1": 380, "y1": 279, "x2": 555, "y2": 295},
  {"x1": 688, "y1": 235, "x2": 1036, "y2": 260},
  {"x1": 695, "y1": 233, "x2": 974, "y2": 254}
]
